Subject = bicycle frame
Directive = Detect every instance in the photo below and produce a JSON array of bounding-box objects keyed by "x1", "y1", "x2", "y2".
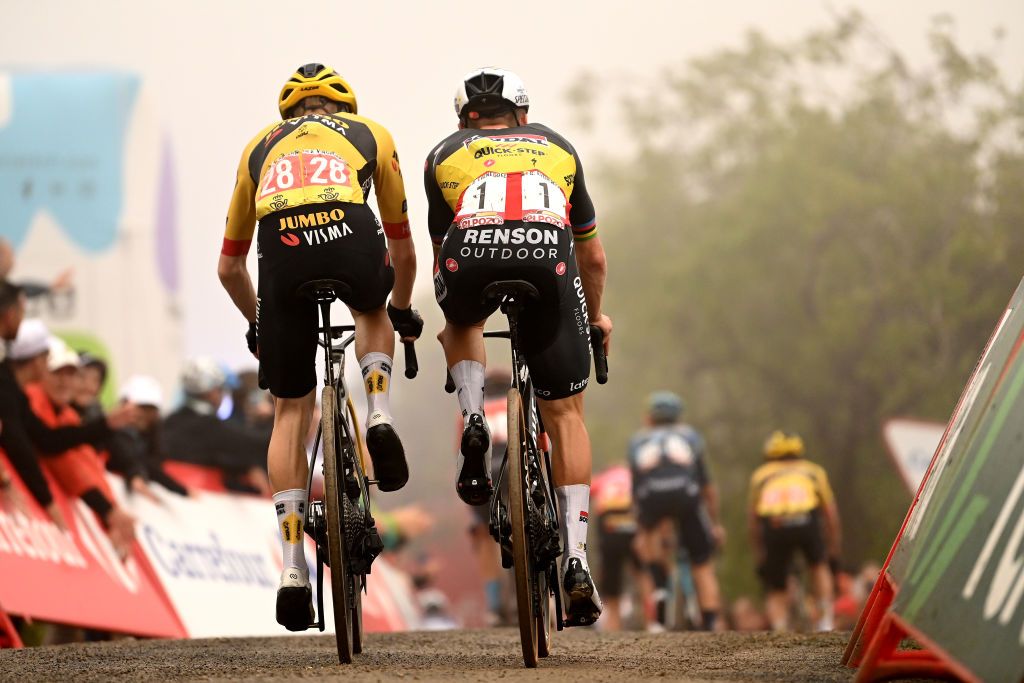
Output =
[
  {"x1": 303, "y1": 296, "x2": 376, "y2": 634},
  {"x1": 484, "y1": 298, "x2": 565, "y2": 634}
]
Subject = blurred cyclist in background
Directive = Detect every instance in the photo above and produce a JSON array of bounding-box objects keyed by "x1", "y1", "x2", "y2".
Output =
[
  {"x1": 748, "y1": 431, "x2": 841, "y2": 632},
  {"x1": 590, "y1": 463, "x2": 640, "y2": 631},
  {"x1": 425, "y1": 67, "x2": 611, "y2": 626},
  {"x1": 217, "y1": 63, "x2": 422, "y2": 630},
  {"x1": 629, "y1": 391, "x2": 723, "y2": 631}
]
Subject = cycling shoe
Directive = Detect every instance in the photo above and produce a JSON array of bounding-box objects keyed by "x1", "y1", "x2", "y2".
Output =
[
  {"x1": 456, "y1": 413, "x2": 492, "y2": 506},
  {"x1": 276, "y1": 567, "x2": 314, "y2": 632},
  {"x1": 365, "y1": 415, "x2": 409, "y2": 492},
  {"x1": 562, "y1": 557, "x2": 602, "y2": 627}
]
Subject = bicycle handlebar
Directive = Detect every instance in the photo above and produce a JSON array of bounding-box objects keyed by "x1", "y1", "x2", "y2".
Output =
[
  {"x1": 403, "y1": 341, "x2": 418, "y2": 379},
  {"x1": 590, "y1": 325, "x2": 609, "y2": 385}
]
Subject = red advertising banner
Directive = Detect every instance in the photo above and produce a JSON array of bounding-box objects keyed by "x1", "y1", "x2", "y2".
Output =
[{"x1": 0, "y1": 451, "x2": 185, "y2": 639}]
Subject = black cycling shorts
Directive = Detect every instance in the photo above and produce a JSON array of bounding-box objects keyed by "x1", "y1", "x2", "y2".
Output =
[
  {"x1": 636, "y1": 490, "x2": 715, "y2": 566},
  {"x1": 434, "y1": 222, "x2": 591, "y2": 400},
  {"x1": 256, "y1": 202, "x2": 393, "y2": 398},
  {"x1": 758, "y1": 512, "x2": 827, "y2": 591},
  {"x1": 597, "y1": 523, "x2": 640, "y2": 597}
]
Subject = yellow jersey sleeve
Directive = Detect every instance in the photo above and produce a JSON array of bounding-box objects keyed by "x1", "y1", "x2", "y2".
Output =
[
  {"x1": 748, "y1": 466, "x2": 766, "y2": 510},
  {"x1": 364, "y1": 119, "x2": 410, "y2": 240},
  {"x1": 222, "y1": 124, "x2": 275, "y2": 256},
  {"x1": 812, "y1": 464, "x2": 836, "y2": 508}
]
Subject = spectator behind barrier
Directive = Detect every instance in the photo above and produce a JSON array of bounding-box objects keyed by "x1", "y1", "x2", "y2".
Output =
[
  {"x1": 25, "y1": 337, "x2": 136, "y2": 557},
  {"x1": 111, "y1": 375, "x2": 188, "y2": 497},
  {"x1": 163, "y1": 357, "x2": 271, "y2": 495},
  {"x1": 73, "y1": 352, "x2": 109, "y2": 423},
  {"x1": 69, "y1": 351, "x2": 159, "y2": 499},
  {"x1": 228, "y1": 369, "x2": 274, "y2": 443},
  {"x1": 0, "y1": 300, "x2": 136, "y2": 528}
]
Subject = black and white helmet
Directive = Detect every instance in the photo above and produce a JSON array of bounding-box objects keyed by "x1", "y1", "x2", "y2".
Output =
[{"x1": 453, "y1": 67, "x2": 530, "y2": 118}]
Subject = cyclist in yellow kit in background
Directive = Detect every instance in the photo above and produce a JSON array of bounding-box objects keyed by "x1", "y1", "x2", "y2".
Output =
[
  {"x1": 748, "y1": 431, "x2": 841, "y2": 632},
  {"x1": 218, "y1": 63, "x2": 423, "y2": 631},
  {"x1": 424, "y1": 68, "x2": 612, "y2": 625}
]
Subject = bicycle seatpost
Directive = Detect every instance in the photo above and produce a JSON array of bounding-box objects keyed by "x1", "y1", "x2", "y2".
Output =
[{"x1": 318, "y1": 297, "x2": 335, "y2": 387}]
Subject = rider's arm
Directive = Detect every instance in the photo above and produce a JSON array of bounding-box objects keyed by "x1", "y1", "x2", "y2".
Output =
[
  {"x1": 424, "y1": 147, "x2": 456, "y2": 270},
  {"x1": 696, "y1": 442, "x2": 724, "y2": 546},
  {"x1": 218, "y1": 139, "x2": 261, "y2": 322},
  {"x1": 747, "y1": 473, "x2": 764, "y2": 560},
  {"x1": 702, "y1": 482, "x2": 721, "y2": 526},
  {"x1": 816, "y1": 466, "x2": 842, "y2": 556},
  {"x1": 566, "y1": 153, "x2": 611, "y2": 345},
  {"x1": 576, "y1": 236, "x2": 608, "y2": 323},
  {"x1": 367, "y1": 122, "x2": 416, "y2": 309}
]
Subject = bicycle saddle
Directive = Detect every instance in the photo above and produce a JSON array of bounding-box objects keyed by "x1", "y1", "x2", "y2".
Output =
[
  {"x1": 296, "y1": 279, "x2": 352, "y2": 302},
  {"x1": 481, "y1": 280, "x2": 540, "y2": 305}
]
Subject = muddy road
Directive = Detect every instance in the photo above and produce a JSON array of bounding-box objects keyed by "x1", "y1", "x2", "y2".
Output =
[{"x1": 0, "y1": 628, "x2": 852, "y2": 682}]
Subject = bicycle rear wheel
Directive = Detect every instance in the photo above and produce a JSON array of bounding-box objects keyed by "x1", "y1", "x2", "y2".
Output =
[
  {"x1": 322, "y1": 387, "x2": 353, "y2": 664},
  {"x1": 507, "y1": 388, "x2": 539, "y2": 668}
]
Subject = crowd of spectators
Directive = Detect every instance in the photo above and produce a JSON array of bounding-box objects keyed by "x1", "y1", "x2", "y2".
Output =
[
  {"x1": 0, "y1": 266, "x2": 435, "y2": 642},
  {"x1": 0, "y1": 278, "x2": 277, "y2": 558}
]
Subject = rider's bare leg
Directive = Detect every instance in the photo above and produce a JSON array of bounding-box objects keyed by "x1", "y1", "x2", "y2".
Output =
[
  {"x1": 351, "y1": 305, "x2": 394, "y2": 361},
  {"x1": 536, "y1": 393, "x2": 591, "y2": 486},
  {"x1": 438, "y1": 319, "x2": 487, "y2": 423},
  {"x1": 268, "y1": 390, "x2": 315, "y2": 577},
  {"x1": 537, "y1": 393, "x2": 601, "y2": 622},
  {"x1": 765, "y1": 590, "x2": 790, "y2": 631},
  {"x1": 268, "y1": 391, "x2": 315, "y2": 492},
  {"x1": 810, "y1": 562, "x2": 835, "y2": 631},
  {"x1": 438, "y1": 319, "x2": 486, "y2": 366},
  {"x1": 351, "y1": 305, "x2": 396, "y2": 426},
  {"x1": 691, "y1": 561, "x2": 722, "y2": 629},
  {"x1": 537, "y1": 394, "x2": 592, "y2": 561},
  {"x1": 439, "y1": 319, "x2": 492, "y2": 504},
  {"x1": 351, "y1": 304, "x2": 407, "y2": 491}
]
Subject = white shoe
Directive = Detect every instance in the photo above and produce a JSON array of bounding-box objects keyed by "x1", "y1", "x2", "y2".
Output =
[{"x1": 276, "y1": 567, "x2": 313, "y2": 632}]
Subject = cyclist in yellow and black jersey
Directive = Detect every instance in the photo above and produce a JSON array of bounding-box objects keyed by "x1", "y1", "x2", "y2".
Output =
[
  {"x1": 423, "y1": 123, "x2": 597, "y2": 247},
  {"x1": 218, "y1": 63, "x2": 423, "y2": 632},
  {"x1": 748, "y1": 431, "x2": 841, "y2": 632},
  {"x1": 424, "y1": 68, "x2": 612, "y2": 627}
]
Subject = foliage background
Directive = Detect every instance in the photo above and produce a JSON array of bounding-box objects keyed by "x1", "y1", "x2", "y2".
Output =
[{"x1": 573, "y1": 12, "x2": 1024, "y2": 596}]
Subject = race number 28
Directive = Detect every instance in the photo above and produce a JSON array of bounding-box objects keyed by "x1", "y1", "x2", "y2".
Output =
[{"x1": 259, "y1": 152, "x2": 351, "y2": 197}]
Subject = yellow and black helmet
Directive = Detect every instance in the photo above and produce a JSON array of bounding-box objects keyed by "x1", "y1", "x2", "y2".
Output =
[
  {"x1": 278, "y1": 63, "x2": 357, "y2": 119},
  {"x1": 763, "y1": 431, "x2": 805, "y2": 459}
]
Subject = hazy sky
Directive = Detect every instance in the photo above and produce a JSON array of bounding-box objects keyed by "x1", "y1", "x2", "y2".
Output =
[{"x1": 2, "y1": 0, "x2": 1021, "y2": 368}]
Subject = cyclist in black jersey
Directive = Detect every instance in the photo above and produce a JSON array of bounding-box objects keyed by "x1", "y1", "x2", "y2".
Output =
[{"x1": 424, "y1": 68, "x2": 612, "y2": 626}]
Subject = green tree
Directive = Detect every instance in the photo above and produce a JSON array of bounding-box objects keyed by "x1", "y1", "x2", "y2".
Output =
[{"x1": 577, "y1": 13, "x2": 1024, "y2": 598}]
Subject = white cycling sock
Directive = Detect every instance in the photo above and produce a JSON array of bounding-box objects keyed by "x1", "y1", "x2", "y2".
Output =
[
  {"x1": 359, "y1": 352, "x2": 393, "y2": 427},
  {"x1": 556, "y1": 484, "x2": 591, "y2": 565},
  {"x1": 450, "y1": 360, "x2": 485, "y2": 426},
  {"x1": 816, "y1": 600, "x2": 835, "y2": 632},
  {"x1": 273, "y1": 489, "x2": 308, "y2": 573}
]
